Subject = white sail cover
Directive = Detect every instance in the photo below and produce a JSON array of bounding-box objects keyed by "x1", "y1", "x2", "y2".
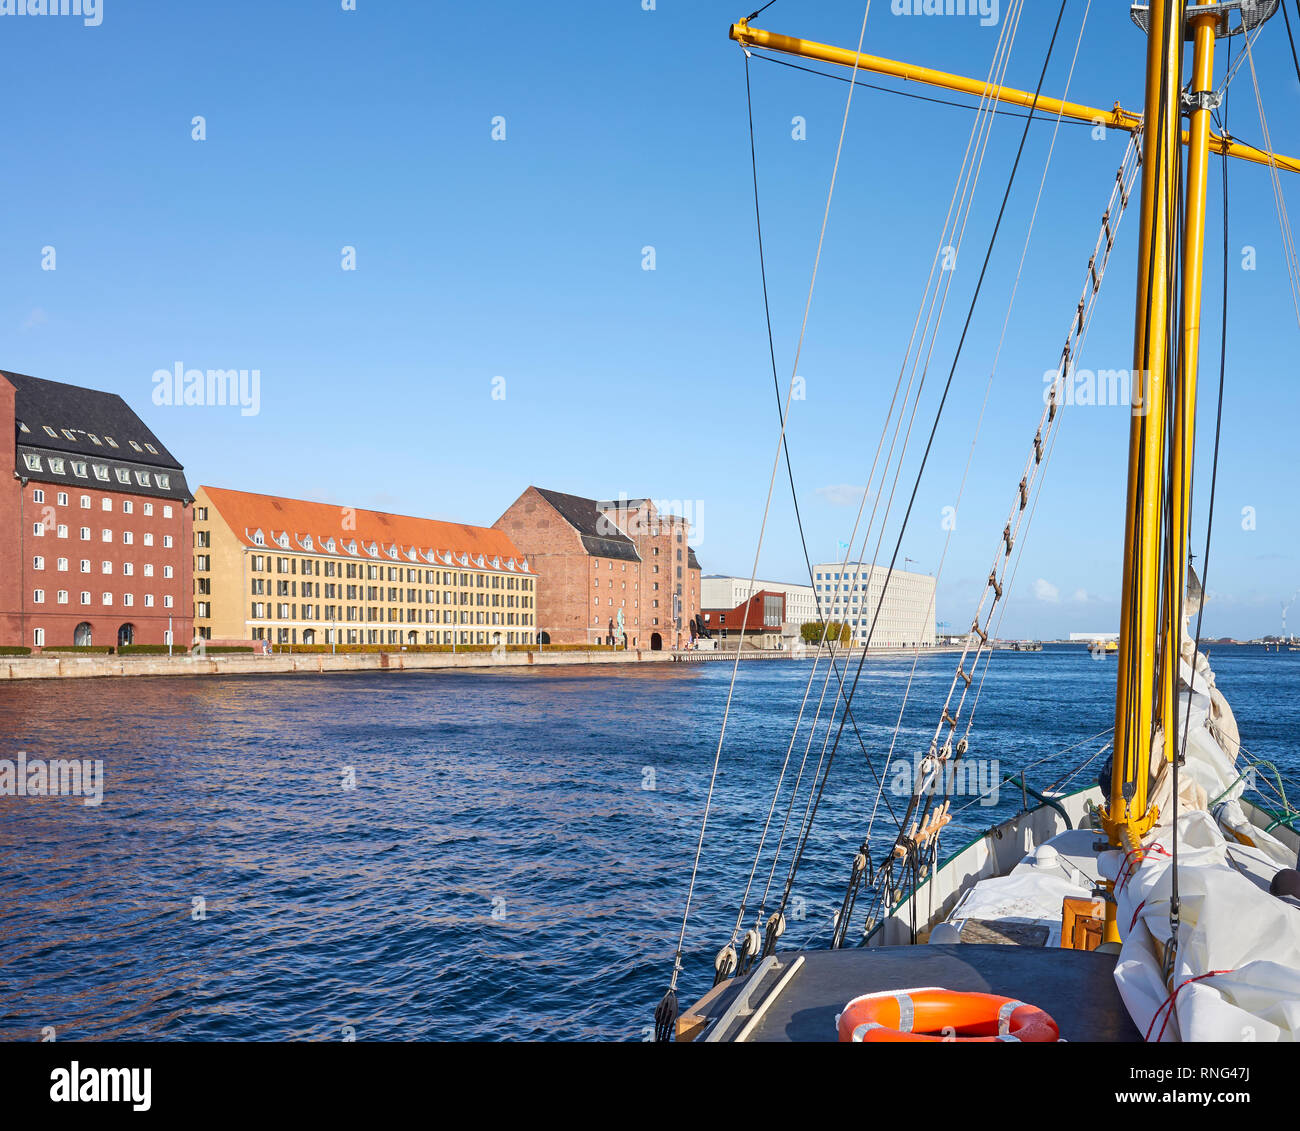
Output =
[{"x1": 1108, "y1": 638, "x2": 1300, "y2": 1041}]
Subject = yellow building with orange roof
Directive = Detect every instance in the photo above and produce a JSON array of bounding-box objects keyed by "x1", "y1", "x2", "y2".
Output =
[{"x1": 193, "y1": 486, "x2": 537, "y2": 648}]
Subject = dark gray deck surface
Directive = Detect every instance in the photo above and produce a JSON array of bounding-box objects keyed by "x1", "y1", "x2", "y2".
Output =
[{"x1": 741, "y1": 944, "x2": 1142, "y2": 1042}]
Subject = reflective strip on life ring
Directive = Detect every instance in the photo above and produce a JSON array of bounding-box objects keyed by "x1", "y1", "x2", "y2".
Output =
[{"x1": 836, "y1": 989, "x2": 1059, "y2": 1043}]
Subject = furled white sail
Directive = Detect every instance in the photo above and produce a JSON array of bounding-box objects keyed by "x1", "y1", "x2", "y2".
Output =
[{"x1": 1110, "y1": 638, "x2": 1300, "y2": 1041}]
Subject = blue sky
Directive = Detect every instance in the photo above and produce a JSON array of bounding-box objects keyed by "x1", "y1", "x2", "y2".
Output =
[{"x1": 3, "y1": 0, "x2": 1298, "y2": 638}]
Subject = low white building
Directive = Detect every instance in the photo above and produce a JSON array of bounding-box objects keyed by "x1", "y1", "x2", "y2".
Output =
[
  {"x1": 701, "y1": 575, "x2": 817, "y2": 639},
  {"x1": 811, "y1": 562, "x2": 936, "y2": 650}
]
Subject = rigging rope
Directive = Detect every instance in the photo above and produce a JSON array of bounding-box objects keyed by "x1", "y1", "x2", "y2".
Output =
[
  {"x1": 835, "y1": 0, "x2": 1101, "y2": 942},
  {"x1": 1241, "y1": 25, "x2": 1300, "y2": 329},
  {"x1": 724, "y1": 47, "x2": 906, "y2": 959},
  {"x1": 777, "y1": 0, "x2": 1073, "y2": 929},
  {"x1": 852, "y1": 137, "x2": 1142, "y2": 938},
  {"x1": 749, "y1": 0, "x2": 1030, "y2": 939},
  {"x1": 656, "y1": 0, "x2": 876, "y2": 1040}
]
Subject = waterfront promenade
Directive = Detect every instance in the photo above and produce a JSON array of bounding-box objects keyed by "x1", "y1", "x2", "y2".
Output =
[{"x1": 0, "y1": 645, "x2": 964, "y2": 681}]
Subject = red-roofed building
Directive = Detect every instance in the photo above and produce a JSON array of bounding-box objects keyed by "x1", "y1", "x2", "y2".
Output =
[
  {"x1": 193, "y1": 486, "x2": 536, "y2": 647},
  {"x1": 701, "y1": 590, "x2": 786, "y2": 650}
]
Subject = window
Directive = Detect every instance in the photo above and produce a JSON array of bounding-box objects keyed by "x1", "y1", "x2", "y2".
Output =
[
  {"x1": 123, "y1": 594, "x2": 134, "y2": 607},
  {"x1": 57, "y1": 590, "x2": 68, "y2": 605},
  {"x1": 79, "y1": 560, "x2": 90, "y2": 573},
  {"x1": 33, "y1": 489, "x2": 46, "y2": 504},
  {"x1": 115, "y1": 469, "x2": 131, "y2": 485},
  {"x1": 80, "y1": 495, "x2": 90, "y2": 509},
  {"x1": 102, "y1": 529, "x2": 112, "y2": 542},
  {"x1": 102, "y1": 498, "x2": 112, "y2": 512},
  {"x1": 33, "y1": 556, "x2": 44, "y2": 570},
  {"x1": 123, "y1": 500, "x2": 133, "y2": 514},
  {"x1": 122, "y1": 532, "x2": 134, "y2": 545},
  {"x1": 61, "y1": 429, "x2": 77, "y2": 441},
  {"x1": 124, "y1": 563, "x2": 134, "y2": 577},
  {"x1": 32, "y1": 589, "x2": 44, "y2": 604},
  {"x1": 42, "y1": 425, "x2": 56, "y2": 438},
  {"x1": 93, "y1": 465, "x2": 109, "y2": 482},
  {"x1": 102, "y1": 562, "x2": 112, "y2": 575},
  {"x1": 163, "y1": 505, "x2": 173, "y2": 519},
  {"x1": 72, "y1": 461, "x2": 87, "y2": 478},
  {"x1": 129, "y1": 440, "x2": 143, "y2": 452},
  {"x1": 56, "y1": 558, "x2": 68, "y2": 571},
  {"x1": 163, "y1": 535, "x2": 174, "y2": 548},
  {"x1": 33, "y1": 627, "x2": 44, "y2": 647},
  {"x1": 143, "y1": 503, "x2": 153, "y2": 516},
  {"x1": 88, "y1": 434, "x2": 101, "y2": 446},
  {"x1": 80, "y1": 527, "x2": 90, "y2": 541},
  {"x1": 24, "y1": 454, "x2": 42, "y2": 472},
  {"x1": 105, "y1": 436, "x2": 118, "y2": 448},
  {"x1": 49, "y1": 458, "x2": 65, "y2": 475},
  {"x1": 32, "y1": 522, "x2": 44, "y2": 537},
  {"x1": 102, "y1": 592, "x2": 113, "y2": 606},
  {"x1": 56, "y1": 525, "x2": 67, "y2": 539},
  {"x1": 57, "y1": 492, "x2": 68, "y2": 506}
]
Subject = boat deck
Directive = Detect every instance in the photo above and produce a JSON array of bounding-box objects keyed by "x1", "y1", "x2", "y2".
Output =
[{"x1": 697, "y1": 943, "x2": 1142, "y2": 1042}]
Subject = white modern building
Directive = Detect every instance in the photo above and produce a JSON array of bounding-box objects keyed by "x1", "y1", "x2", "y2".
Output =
[{"x1": 811, "y1": 562, "x2": 936, "y2": 650}]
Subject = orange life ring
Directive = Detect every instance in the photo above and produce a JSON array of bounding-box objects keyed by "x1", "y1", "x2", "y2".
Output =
[{"x1": 836, "y1": 988, "x2": 1060, "y2": 1043}]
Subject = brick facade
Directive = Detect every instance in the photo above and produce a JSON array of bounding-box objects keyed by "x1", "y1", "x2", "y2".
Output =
[
  {"x1": 1, "y1": 371, "x2": 193, "y2": 650},
  {"x1": 494, "y1": 486, "x2": 703, "y2": 650}
]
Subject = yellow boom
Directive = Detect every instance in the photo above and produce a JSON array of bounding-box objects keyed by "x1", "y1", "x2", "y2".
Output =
[{"x1": 730, "y1": 20, "x2": 1300, "y2": 176}]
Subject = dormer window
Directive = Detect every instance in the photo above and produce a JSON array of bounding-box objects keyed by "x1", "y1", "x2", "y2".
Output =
[
  {"x1": 302, "y1": 536, "x2": 314, "y2": 550},
  {"x1": 72, "y1": 461, "x2": 87, "y2": 478},
  {"x1": 23, "y1": 454, "x2": 41, "y2": 472},
  {"x1": 253, "y1": 530, "x2": 266, "y2": 546},
  {"x1": 135, "y1": 471, "x2": 150, "y2": 486},
  {"x1": 49, "y1": 458, "x2": 66, "y2": 475},
  {"x1": 277, "y1": 534, "x2": 289, "y2": 548},
  {"x1": 325, "y1": 538, "x2": 336, "y2": 552},
  {"x1": 156, "y1": 474, "x2": 170, "y2": 489},
  {"x1": 115, "y1": 469, "x2": 131, "y2": 485},
  {"x1": 92, "y1": 464, "x2": 109, "y2": 482}
]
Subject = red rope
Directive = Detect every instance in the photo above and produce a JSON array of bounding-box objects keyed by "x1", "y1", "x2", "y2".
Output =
[
  {"x1": 1145, "y1": 969, "x2": 1235, "y2": 1042},
  {"x1": 1117, "y1": 841, "x2": 1170, "y2": 893},
  {"x1": 1129, "y1": 899, "x2": 1147, "y2": 933}
]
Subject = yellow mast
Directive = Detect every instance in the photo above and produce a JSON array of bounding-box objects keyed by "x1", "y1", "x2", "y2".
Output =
[
  {"x1": 1163, "y1": 1, "x2": 1221, "y2": 751},
  {"x1": 1103, "y1": 0, "x2": 1184, "y2": 880}
]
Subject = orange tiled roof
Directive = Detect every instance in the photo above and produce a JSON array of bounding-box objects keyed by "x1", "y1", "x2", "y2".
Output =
[{"x1": 200, "y1": 486, "x2": 532, "y2": 572}]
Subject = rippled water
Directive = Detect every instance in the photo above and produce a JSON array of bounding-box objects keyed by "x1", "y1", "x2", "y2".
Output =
[{"x1": 0, "y1": 647, "x2": 1296, "y2": 1041}]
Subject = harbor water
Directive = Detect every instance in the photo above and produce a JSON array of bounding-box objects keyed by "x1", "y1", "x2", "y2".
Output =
[{"x1": 1, "y1": 646, "x2": 1296, "y2": 1041}]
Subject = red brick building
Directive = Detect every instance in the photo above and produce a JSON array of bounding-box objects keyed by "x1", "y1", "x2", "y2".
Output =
[
  {"x1": 0, "y1": 371, "x2": 193, "y2": 650},
  {"x1": 701, "y1": 590, "x2": 786, "y2": 649},
  {"x1": 494, "y1": 486, "x2": 702, "y2": 649}
]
